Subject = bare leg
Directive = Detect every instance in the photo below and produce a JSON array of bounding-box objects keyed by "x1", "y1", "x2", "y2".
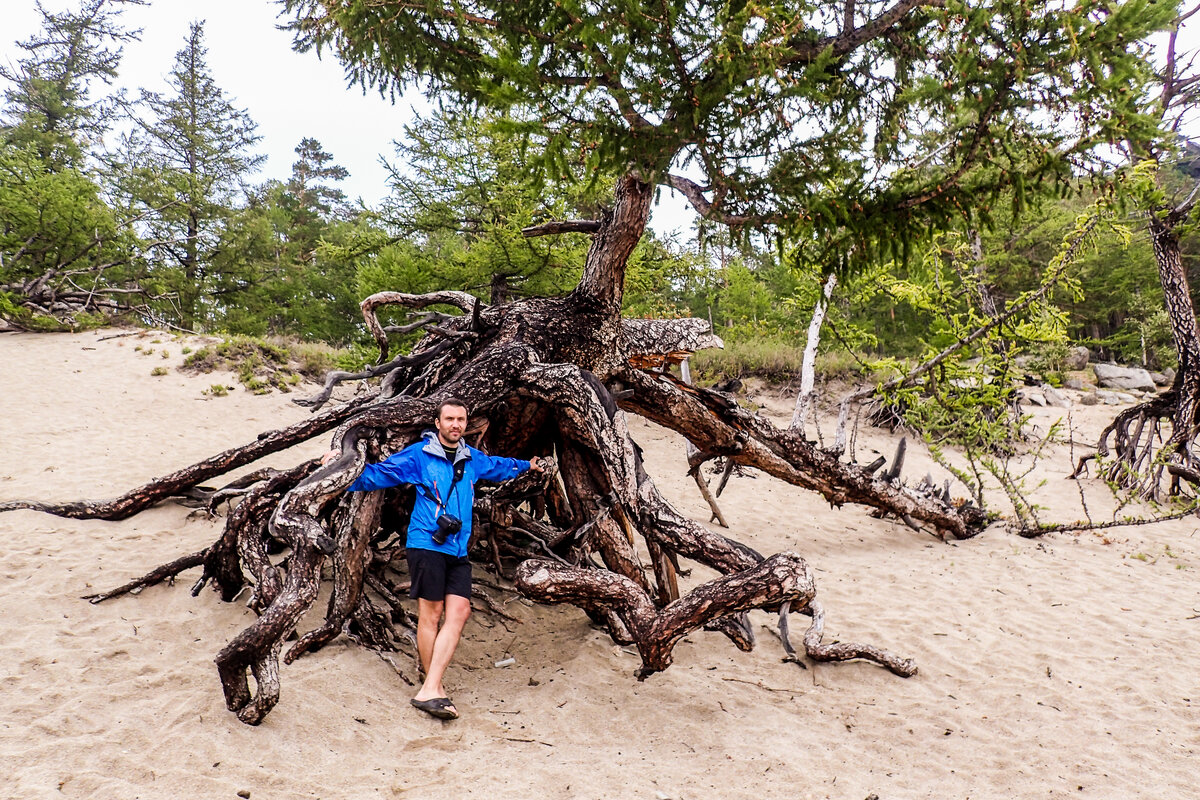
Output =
[
  {"x1": 415, "y1": 597, "x2": 443, "y2": 674},
  {"x1": 413, "y1": 594, "x2": 471, "y2": 711}
]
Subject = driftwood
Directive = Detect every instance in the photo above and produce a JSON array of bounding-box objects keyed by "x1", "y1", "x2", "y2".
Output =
[{"x1": 3, "y1": 175, "x2": 985, "y2": 724}]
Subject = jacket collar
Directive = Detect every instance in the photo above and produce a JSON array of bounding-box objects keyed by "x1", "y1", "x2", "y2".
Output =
[{"x1": 420, "y1": 429, "x2": 471, "y2": 463}]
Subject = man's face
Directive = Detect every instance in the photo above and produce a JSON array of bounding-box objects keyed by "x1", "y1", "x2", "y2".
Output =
[{"x1": 435, "y1": 404, "x2": 468, "y2": 447}]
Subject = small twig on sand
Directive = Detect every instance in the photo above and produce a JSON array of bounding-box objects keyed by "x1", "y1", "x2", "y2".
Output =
[{"x1": 721, "y1": 677, "x2": 794, "y2": 694}]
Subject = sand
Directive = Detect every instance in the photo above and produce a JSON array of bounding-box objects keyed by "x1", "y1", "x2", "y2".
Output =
[{"x1": 1, "y1": 328, "x2": 1197, "y2": 800}]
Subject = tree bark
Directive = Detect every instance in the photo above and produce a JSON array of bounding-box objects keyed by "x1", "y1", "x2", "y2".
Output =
[{"x1": 791, "y1": 272, "x2": 837, "y2": 433}]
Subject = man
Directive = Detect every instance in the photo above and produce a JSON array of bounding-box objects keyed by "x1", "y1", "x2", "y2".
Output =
[{"x1": 331, "y1": 398, "x2": 542, "y2": 720}]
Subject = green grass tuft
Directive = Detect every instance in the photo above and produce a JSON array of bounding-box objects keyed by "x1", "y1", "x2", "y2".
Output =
[{"x1": 181, "y1": 334, "x2": 348, "y2": 394}]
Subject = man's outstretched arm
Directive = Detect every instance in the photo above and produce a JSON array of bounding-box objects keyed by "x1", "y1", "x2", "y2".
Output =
[
  {"x1": 474, "y1": 453, "x2": 544, "y2": 483},
  {"x1": 321, "y1": 448, "x2": 422, "y2": 492}
]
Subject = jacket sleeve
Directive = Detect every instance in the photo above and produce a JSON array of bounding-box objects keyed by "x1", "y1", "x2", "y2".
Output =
[
  {"x1": 471, "y1": 449, "x2": 530, "y2": 483},
  {"x1": 347, "y1": 447, "x2": 422, "y2": 492}
]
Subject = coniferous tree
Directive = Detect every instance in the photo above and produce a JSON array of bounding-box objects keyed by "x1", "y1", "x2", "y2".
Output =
[
  {"x1": 120, "y1": 21, "x2": 263, "y2": 330},
  {"x1": 0, "y1": 0, "x2": 145, "y2": 171},
  {"x1": 0, "y1": 0, "x2": 149, "y2": 328},
  {"x1": 256, "y1": 138, "x2": 360, "y2": 342},
  {"x1": 373, "y1": 111, "x2": 594, "y2": 303}
]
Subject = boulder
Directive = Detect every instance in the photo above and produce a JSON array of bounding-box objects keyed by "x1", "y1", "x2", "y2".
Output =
[
  {"x1": 1150, "y1": 372, "x2": 1171, "y2": 387},
  {"x1": 1040, "y1": 384, "x2": 1072, "y2": 408},
  {"x1": 1063, "y1": 377, "x2": 1087, "y2": 391},
  {"x1": 1078, "y1": 392, "x2": 1099, "y2": 406},
  {"x1": 1092, "y1": 363, "x2": 1157, "y2": 393},
  {"x1": 1063, "y1": 345, "x2": 1090, "y2": 371}
]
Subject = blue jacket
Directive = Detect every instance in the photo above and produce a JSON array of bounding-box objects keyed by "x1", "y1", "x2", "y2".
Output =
[{"x1": 347, "y1": 430, "x2": 531, "y2": 557}]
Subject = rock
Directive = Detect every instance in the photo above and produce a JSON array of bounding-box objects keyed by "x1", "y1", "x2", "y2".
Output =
[
  {"x1": 1064, "y1": 377, "x2": 1085, "y2": 391},
  {"x1": 1024, "y1": 391, "x2": 1047, "y2": 407},
  {"x1": 1096, "y1": 390, "x2": 1121, "y2": 405},
  {"x1": 1079, "y1": 392, "x2": 1099, "y2": 406},
  {"x1": 1092, "y1": 363, "x2": 1157, "y2": 392},
  {"x1": 1040, "y1": 384, "x2": 1071, "y2": 408},
  {"x1": 1115, "y1": 391, "x2": 1138, "y2": 404},
  {"x1": 1150, "y1": 372, "x2": 1170, "y2": 387},
  {"x1": 1164, "y1": 366, "x2": 1176, "y2": 382},
  {"x1": 1063, "y1": 345, "x2": 1090, "y2": 371},
  {"x1": 711, "y1": 376, "x2": 743, "y2": 393}
]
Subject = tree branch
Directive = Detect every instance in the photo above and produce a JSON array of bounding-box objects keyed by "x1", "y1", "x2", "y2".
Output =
[{"x1": 521, "y1": 219, "x2": 602, "y2": 237}]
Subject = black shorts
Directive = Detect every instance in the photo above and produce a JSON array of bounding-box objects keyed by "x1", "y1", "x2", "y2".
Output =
[{"x1": 406, "y1": 547, "x2": 472, "y2": 601}]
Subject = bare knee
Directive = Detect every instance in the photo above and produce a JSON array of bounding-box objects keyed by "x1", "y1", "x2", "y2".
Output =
[
  {"x1": 418, "y1": 598, "x2": 444, "y2": 625},
  {"x1": 444, "y1": 595, "x2": 471, "y2": 626}
]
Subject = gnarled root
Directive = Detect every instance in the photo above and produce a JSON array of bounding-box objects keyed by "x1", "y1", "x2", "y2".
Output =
[
  {"x1": 778, "y1": 600, "x2": 917, "y2": 677},
  {"x1": 1071, "y1": 390, "x2": 1188, "y2": 501},
  {"x1": 0, "y1": 395, "x2": 373, "y2": 521},
  {"x1": 214, "y1": 538, "x2": 324, "y2": 725},
  {"x1": 285, "y1": 491, "x2": 384, "y2": 663},
  {"x1": 516, "y1": 552, "x2": 910, "y2": 680},
  {"x1": 615, "y1": 368, "x2": 989, "y2": 539}
]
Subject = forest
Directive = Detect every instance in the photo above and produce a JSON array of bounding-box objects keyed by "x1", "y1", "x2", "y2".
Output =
[
  {"x1": 4, "y1": 0, "x2": 1200, "y2": 740},
  {"x1": 3, "y1": 0, "x2": 1196, "y2": 379}
]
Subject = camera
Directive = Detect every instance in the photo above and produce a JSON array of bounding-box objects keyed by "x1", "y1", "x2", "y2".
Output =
[{"x1": 433, "y1": 513, "x2": 462, "y2": 545}]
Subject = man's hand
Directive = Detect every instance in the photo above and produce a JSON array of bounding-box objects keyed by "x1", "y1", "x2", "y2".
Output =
[{"x1": 529, "y1": 456, "x2": 546, "y2": 472}]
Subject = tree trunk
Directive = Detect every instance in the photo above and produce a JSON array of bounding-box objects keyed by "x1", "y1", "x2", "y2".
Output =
[
  {"x1": 1072, "y1": 204, "x2": 1200, "y2": 500},
  {"x1": 791, "y1": 273, "x2": 837, "y2": 433},
  {"x1": 1151, "y1": 215, "x2": 1200, "y2": 466}
]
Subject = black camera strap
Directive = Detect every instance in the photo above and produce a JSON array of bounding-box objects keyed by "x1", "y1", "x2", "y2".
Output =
[
  {"x1": 444, "y1": 459, "x2": 467, "y2": 508},
  {"x1": 419, "y1": 457, "x2": 467, "y2": 513}
]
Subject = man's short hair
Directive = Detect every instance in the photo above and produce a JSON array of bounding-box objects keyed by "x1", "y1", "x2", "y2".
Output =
[{"x1": 435, "y1": 398, "x2": 469, "y2": 421}]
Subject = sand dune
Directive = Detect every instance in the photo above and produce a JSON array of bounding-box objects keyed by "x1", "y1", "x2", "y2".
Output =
[{"x1": 1, "y1": 329, "x2": 1197, "y2": 799}]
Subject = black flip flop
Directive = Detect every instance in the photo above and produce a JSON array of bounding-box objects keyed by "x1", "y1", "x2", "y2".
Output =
[{"x1": 411, "y1": 697, "x2": 458, "y2": 720}]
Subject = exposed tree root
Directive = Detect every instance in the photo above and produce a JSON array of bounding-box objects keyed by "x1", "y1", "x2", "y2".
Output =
[
  {"x1": 4, "y1": 177, "x2": 975, "y2": 723},
  {"x1": 1071, "y1": 202, "x2": 1200, "y2": 510},
  {"x1": 1071, "y1": 390, "x2": 1187, "y2": 501},
  {"x1": 616, "y1": 369, "x2": 988, "y2": 539},
  {"x1": 81, "y1": 550, "x2": 206, "y2": 604},
  {"x1": 0, "y1": 395, "x2": 375, "y2": 520},
  {"x1": 516, "y1": 553, "x2": 818, "y2": 678}
]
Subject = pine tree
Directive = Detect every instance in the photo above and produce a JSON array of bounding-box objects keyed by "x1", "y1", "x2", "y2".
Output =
[
  {"x1": 373, "y1": 110, "x2": 596, "y2": 303},
  {"x1": 121, "y1": 21, "x2": 263, "y2": 331},
  {"x1": 284, "y1": 0, "x2": 1175, "y2": 266},
  {"x1": 0, "y1": 0, "x2": 151, "y2": 328},
  {"x1": 255, "y1": 138, "x2": 360, "y2": 342}
]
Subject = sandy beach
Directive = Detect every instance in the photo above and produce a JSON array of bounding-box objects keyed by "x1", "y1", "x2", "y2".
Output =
[{"x1": 1, "y1": 328, "x2": 1197, "y2": 799}]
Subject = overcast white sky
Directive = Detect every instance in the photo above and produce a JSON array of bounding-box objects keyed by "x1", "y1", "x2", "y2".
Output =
[{"x1": 2, "y1": 0, "x2": 420, "y2": 206}]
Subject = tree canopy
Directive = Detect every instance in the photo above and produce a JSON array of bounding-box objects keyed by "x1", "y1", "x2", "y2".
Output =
[{"x1": 285, "y1": 0, "x2": 1175, "y2": 265}]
